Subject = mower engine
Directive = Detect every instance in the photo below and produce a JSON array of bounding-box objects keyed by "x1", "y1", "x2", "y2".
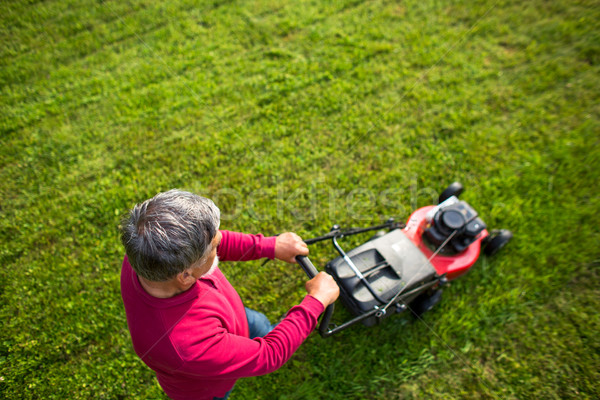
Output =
[{"x1": 424, "y1": 197, "x2": 487, "y2": 254}]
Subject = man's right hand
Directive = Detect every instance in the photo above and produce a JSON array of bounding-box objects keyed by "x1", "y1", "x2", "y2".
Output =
[{"x1": 305, "y1": 272, "x2": 340, "y2": 308}]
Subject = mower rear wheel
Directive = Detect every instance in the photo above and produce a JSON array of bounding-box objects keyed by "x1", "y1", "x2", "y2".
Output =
[
  {"x1": 410, "y1": 290, "x2": 443, "y2": 317},
  {"x1": 484, "y1": 229, "x2": 513, "y2": 256},
  {"x1": 439, "y1": 182, "x2": 464, "y2": 204}
]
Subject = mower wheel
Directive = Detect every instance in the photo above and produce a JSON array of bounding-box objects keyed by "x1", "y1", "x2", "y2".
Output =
[
  {"x1": 410, "y1": 290, "x2": 443, "y2": 317},
  {"x1": 484, "y1": 229, "x2": 513, "y2": 256},
  {"x1": 439, "y1": 182, "x2": 464, "y2": 204}
]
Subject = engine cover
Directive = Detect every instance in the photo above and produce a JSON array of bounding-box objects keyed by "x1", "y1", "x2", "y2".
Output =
[{"x1": 425, "y1": 200, "x2": 486, "y2": 253}]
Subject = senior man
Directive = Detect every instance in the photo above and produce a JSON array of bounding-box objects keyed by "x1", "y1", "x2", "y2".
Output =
[{"x1": 120, "y1": 189, "x2": 339, "y2": 400}]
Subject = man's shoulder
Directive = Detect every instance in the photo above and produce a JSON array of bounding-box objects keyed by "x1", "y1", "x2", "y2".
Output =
[{"x1": 167, "y1": 293, "x2": 236, "y2": 359}]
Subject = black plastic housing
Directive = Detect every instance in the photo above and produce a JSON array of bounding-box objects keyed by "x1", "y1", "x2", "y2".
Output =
[{"x1": 325, "y1": 229, "x2": 437, "y2": 326}]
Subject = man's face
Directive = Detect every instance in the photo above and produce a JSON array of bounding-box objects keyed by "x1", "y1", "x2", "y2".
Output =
[{"x1": 190, "y1": 231, "x2": 222, "y2": 279}]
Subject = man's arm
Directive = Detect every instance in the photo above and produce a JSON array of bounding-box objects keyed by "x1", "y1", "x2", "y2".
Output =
[
  {"x1": 175, "y1": 274, "x2": 338, "y2": 380},
  {"x1": 177, "y1": 295, "x2": 324, "y2": 380},
  {"x1": 216, "y1": 230, "x2": 309, "y2": 263},
  {"x1": 216, "y1": 230, "x2": 276, "y2": 262}
]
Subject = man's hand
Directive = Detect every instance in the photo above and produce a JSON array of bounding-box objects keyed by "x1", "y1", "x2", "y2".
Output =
[
  {"x1": 306, "y1": 272, "x2": 340, "y2": 308},
  {"x1": 274, "y1": 232, "x2": 309, "y2": 264}
]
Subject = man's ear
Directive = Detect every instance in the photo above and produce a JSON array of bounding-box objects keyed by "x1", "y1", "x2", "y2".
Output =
[{"x1": 176, "y1": 269, "x2": 196, "y2": 287}]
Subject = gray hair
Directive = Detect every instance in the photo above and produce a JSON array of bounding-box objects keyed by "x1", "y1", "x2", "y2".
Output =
[{"x1": 120, "y1": 189, "x2": 220, "y2": 281}]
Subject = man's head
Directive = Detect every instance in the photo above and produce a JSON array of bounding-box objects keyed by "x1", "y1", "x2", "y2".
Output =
[{"x1": 121, "y1": 189, "x2": 221, "y2": 282}]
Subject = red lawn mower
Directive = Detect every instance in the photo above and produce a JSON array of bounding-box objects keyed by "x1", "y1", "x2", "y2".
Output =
[{"x1": 295, "y1": 182, "x2": 512, "y2": 338}]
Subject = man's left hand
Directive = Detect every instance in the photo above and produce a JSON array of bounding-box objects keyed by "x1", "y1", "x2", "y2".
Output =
[{"x1": 274, "y1": 232, "x2": 309, "y2": 263}]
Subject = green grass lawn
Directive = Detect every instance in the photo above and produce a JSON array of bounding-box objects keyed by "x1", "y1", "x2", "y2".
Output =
[{"x1": 1, "y1": 0, "x2": 599, "y2": 398}]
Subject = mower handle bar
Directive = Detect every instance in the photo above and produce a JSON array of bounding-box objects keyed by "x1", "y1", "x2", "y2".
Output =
[
  {"x1": 302, "y1": 219, "x2": 405, "y2": 245},
  {"x1": 295, "y1": 256, "x2": 445, "y2": 337},
  {"x1": 295, "y1": 255, "x2": 335, "y2": 337}
]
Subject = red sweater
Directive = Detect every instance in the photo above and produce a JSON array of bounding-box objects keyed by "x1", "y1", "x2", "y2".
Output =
[{"x1": 120, "y1": 230, "x2": 324, "y2": 399}]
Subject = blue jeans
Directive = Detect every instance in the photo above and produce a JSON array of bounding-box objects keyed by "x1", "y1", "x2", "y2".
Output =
[
  {"x1": 245, "y1": 307, "x2": 276, "y2": 339},
  {"x1": 213, "y1": 308, "x2": 274, "y2": 400}
]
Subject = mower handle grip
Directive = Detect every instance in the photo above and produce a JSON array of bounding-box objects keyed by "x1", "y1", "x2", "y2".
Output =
[
  {"x1": 295, "y1": 255, "x2": 319, "y2": 278},
  {"x1": 295, "y1": 255, "x2": 335, "y2": 337}
]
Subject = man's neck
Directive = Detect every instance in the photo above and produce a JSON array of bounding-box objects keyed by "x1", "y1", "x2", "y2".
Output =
[{"x1": 138, "y1": 275, "x2": 192, "y2": 298}]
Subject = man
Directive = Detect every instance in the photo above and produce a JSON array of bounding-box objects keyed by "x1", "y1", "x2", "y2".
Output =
[{"x1": 120, "y1": 189, "x2": 339, "y2": 400}]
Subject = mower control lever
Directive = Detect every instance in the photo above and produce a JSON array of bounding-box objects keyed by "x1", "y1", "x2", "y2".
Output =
[
  {"x1": 302, "y1": 220, "x2": 405, "y2": 245},
  {"x1": 295, "y1": 255, "x2": 335, "y2": 337}
]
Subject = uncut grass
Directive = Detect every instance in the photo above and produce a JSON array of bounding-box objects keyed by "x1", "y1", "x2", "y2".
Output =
[{"x1": 1, "y1": 0, "x2": 599, "y2": 399}]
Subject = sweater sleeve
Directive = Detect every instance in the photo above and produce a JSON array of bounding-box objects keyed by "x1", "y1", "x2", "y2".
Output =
[
  {"x1": 217, "y1": 230, "x2": 277, "y2": 262},
  {"x1": 177, "y1": 295, "x2": 324, "y2": 379}
]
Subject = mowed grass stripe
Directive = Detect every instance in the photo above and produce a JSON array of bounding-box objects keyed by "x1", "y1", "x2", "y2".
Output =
[
  {"x1": 1, "y1": 1, "x2": 385, "y2": 133},
  {"x1": 0, "y1": 0, "x2": 158, "y2": 61},
  {"x1": 0, "y1": 3, "x2": 201, "y2": 86}
]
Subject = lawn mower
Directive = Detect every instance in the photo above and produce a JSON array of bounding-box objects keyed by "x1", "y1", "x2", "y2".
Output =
[{"x1": 295, "y1": 182, "x2": 512, "y2": 338}]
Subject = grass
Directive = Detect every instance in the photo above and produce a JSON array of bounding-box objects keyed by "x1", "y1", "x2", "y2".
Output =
[{"x1": 1, "y1": 0, "x2": 599, "y2": 398}]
